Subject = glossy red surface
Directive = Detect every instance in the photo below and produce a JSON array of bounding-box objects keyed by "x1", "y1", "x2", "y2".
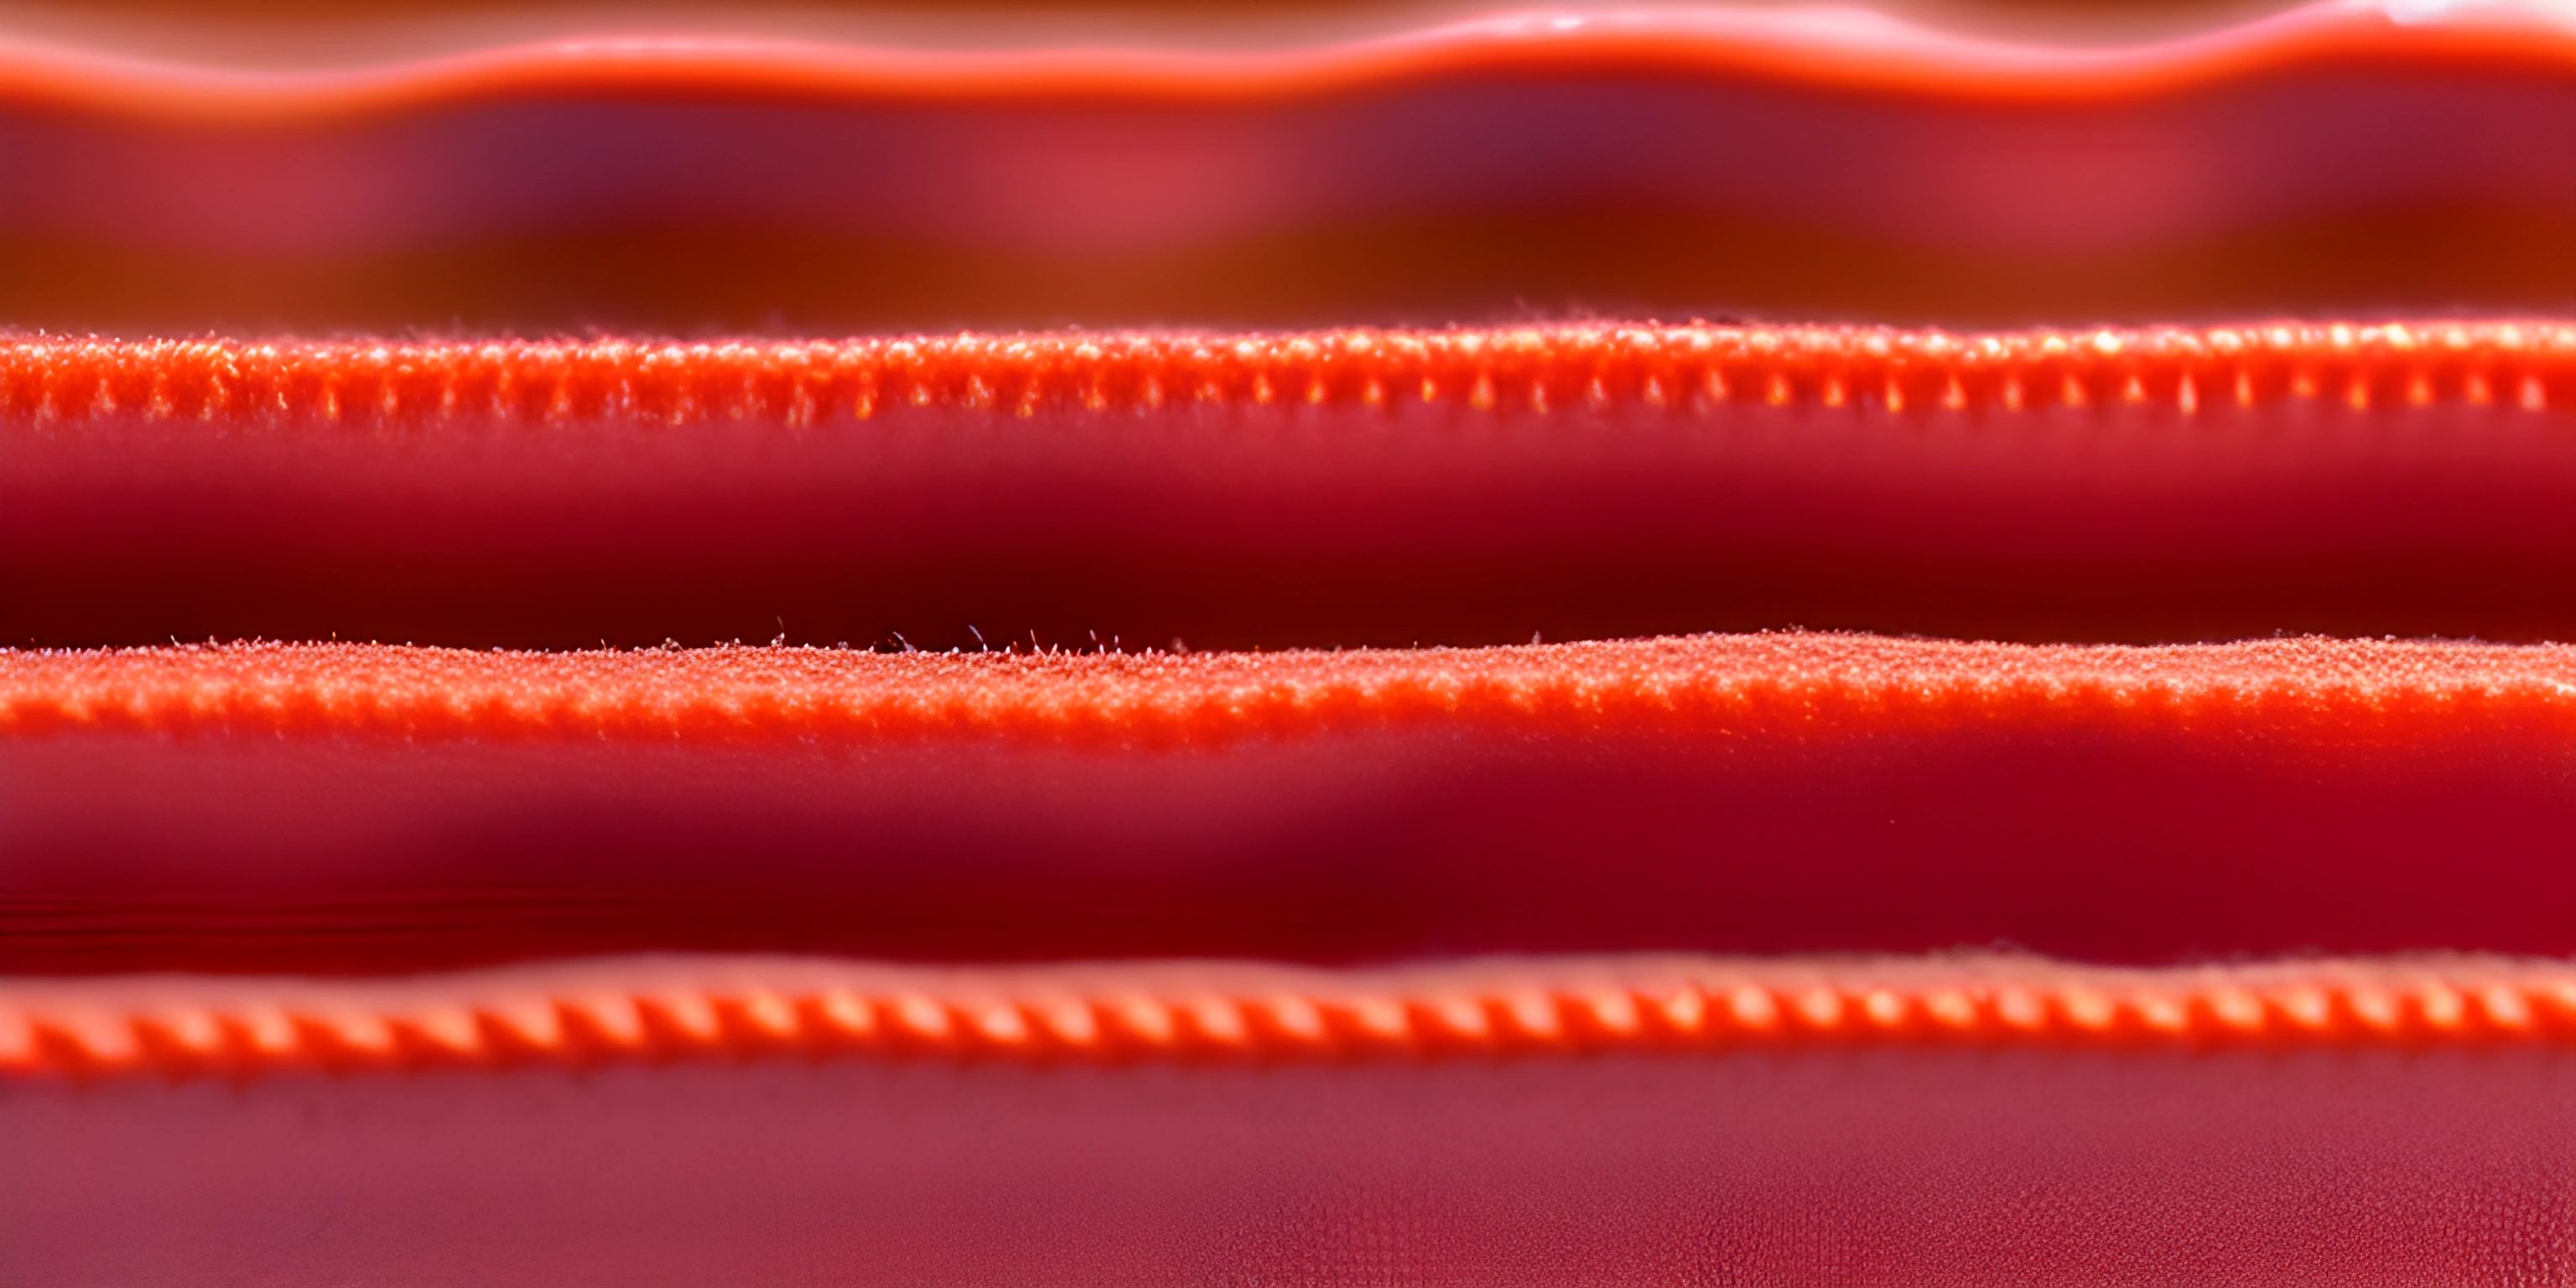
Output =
[{"x1": 0, "y1": 3, "x2": 2570, "y2": 330}]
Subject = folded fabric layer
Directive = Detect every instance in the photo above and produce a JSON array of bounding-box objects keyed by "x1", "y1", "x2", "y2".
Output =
[
  {"x1": 8, "y1": 634, "x2": 2572, "y2": 973},
  {"x1": 8, "y1": 954, "x2": 2573, "y2": 1284},
  {"x1": 10, "y1": 323, "x2": 2576, "y2": 650},
  {"x1": 1, "y1": 2, "x2": 2571, "y2": 331},
  {"x1": 13, "y1": 4, "x2": 2573, "y2": 1283}
]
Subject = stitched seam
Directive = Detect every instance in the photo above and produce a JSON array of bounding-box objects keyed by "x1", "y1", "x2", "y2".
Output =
[
  {"x1": 10, "y1": 958, "x2": 2573, "y2": 1078},
  {"x1": 7, "y1": 637, "x2": 2575, "y2": 740},
  {"x1": 5, "y1": 324, "x2": 2573, "y2": 428}
]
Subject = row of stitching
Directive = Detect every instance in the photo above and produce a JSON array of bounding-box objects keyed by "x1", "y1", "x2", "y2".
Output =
[
  {"x1": 6, "y1": 636, "x2": 2575, "y2": 741},
  {"x1": 3, "y1": 323, "x2": 2573, "y2": 428},
  {"x1": 10, "y1": 957, "x2": 2576, "y2": 1078}
]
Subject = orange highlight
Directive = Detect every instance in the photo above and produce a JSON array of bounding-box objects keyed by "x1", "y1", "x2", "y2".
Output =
[
  {"x1": 6, "y1": 322, "x2": 2573, "y2": 428},
  {"x1": 8, "y1": 634, "x2": 2576, "y2": 744},
  {"x1": 0, "y1": 2, "x2": 2569, "y2": 120},
  {"x1": 8, "y1": 954, "x2": 2574, "y2": 1078}
]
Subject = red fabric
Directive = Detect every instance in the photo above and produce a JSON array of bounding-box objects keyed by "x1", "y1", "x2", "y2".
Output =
[
  {"x1": 8, "y1": 635, "x2": 2575, "y2": 973},
  {"x1": 9, "y1": 7, "x2": 2576, "y2": 1281},
  {"x1": 15, "y1": 956, "x2": 2576, "y2": 1282},
  {"x1": 12, "y1": 1038, "x2": 2576, "y2": 1285},
  {"x1": 11, "y1": 324, "x2": 2576, "y2": 649}
]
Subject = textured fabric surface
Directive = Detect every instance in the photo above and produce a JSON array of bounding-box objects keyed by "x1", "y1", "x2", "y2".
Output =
[
  {"x1": 10, "y1": 3, "x2": 2576, "y2": 1281},
  {"x1": 8, "y1": 636, "x2": 2576, "y2": 973},
  {"x1": 12, "y1": 324, "x2": 2576, "y2": 649},
  {"x1": 12, "y1": 1045, "x2": 2576, "y2": 1285}
]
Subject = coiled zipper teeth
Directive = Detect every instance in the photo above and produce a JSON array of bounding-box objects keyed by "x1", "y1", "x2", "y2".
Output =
[
  {"x1": 4, "y1": 323, "x2": 2573, "y2": 428},
  {"x1": 8, "y1": 958, "x2": 2576, "y2": 1079},
  {"x1": 7, "y1": 636, "x2": 2576, "y2": 743}
]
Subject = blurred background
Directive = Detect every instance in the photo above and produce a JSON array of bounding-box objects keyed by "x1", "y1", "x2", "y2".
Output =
[
  {"x1": 0, "y1": 0, "x2": 2344, "y2": 57},
  {"x1": 0, "y1": 0, "x2": 2567, "y2": 335}
]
